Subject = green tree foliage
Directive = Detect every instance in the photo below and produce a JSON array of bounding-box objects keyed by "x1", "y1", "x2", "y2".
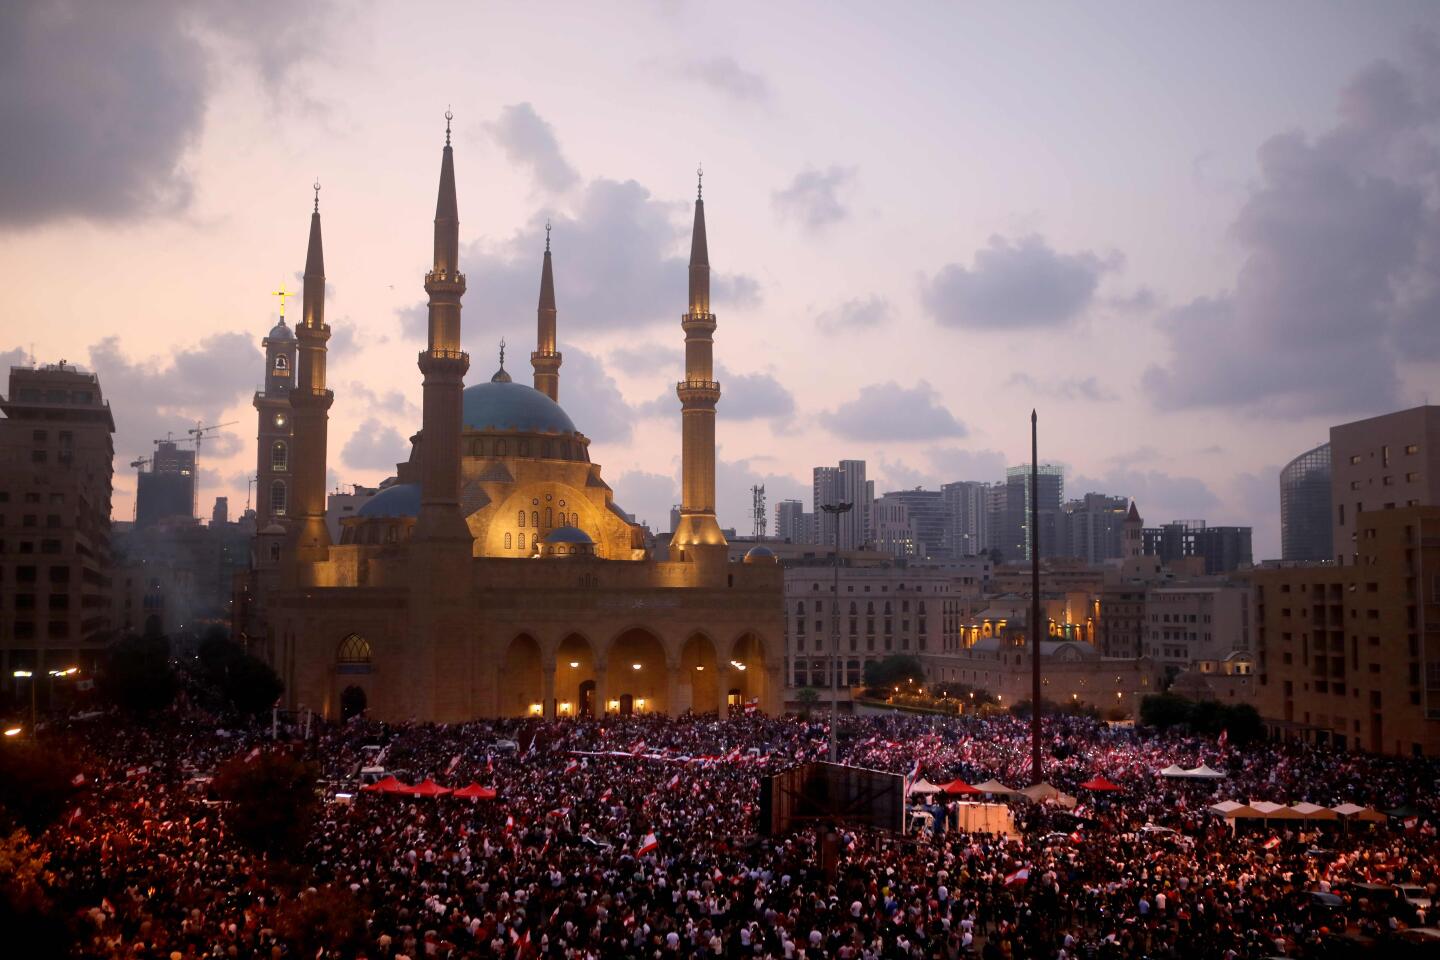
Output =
[
  {"x1": 795, "y1": 687, "x2": 820, "y2": 718},
  {"x1": 276, "y1": 884, "x2": 367, "y2": 956},
  {"x1": 99, "y1": 634, "x2": 177, "y2": 714},
  {"x1": 195, "y1": 635, "x2": 283, "y2": 718},
  {"x1": 0, "y1": 829, "x2": 71, "y2": 956},
  {"x1": 0, "y1": 743, "x2": 79, "y2": 833},
  {"x1": 1140, "y1": 694, "x2": 1263, "y2": 745},
  {"x1": 214, "y1": 750, "x2": 319, "y2": 858},
  {"x1": 862, "y1": 655, "x2": 925, "y2": 690}
]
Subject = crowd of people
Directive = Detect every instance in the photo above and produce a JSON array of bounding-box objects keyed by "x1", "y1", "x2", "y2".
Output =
[{"x1": 12, "y1": 705, "x2": 1440, "y2": 958}]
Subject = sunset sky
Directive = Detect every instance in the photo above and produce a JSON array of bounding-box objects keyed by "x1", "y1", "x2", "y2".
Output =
[{"x1": 4, "y1": 1, "x2": 1440, "y2": 558}]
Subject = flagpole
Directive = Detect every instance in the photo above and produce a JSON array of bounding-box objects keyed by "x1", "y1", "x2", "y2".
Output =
[{"x1": 1030, "y1": 409, "x2": 1043, "y2": 786}]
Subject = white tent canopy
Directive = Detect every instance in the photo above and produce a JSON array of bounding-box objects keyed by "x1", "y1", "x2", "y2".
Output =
[
  {"x1": 1186, "y1": 764, "x2": 1226, "y2": 779},
  {"x1": 1160, "y1": 765, "x2": 1189, "y2": 778},
  {"x1": 907, "y1": 778, "x2": 943, "y2": 796},
  {"x1": 972, "y1": 779, "x2": 1017, "y2": 795}
]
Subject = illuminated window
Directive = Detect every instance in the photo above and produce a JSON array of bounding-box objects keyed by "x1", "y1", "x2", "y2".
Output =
[
  {"x1": 337, "y1": 633, "x2": 372, "y2": 664},
  {"x1": 505, "y1": 532, "x2": 512, "y2": 549},
  {"x1": 273, "y1": 412, "x2": 287, "y2": 429},
  {"x1": 518, "y1": 533, "x2": 526, "y2": 551},
  {"x1": 545, "y1": 507, "x2": 553, "y2": 527},
  {"x1": 531, "y1": 510, "x2": 540, "y2": 529},
  {"x1": 274, "y1": 355, "x2": 288, "y2": 371},
  {"x1": 518, "y1": 510, "x2": 526, "y2": 528},
  {"x1": 271, "y1": 480, "x2": 287, "y2": 516},
  {"x1": 271, "y1": 441, "x2": 288, "y2": 471}
]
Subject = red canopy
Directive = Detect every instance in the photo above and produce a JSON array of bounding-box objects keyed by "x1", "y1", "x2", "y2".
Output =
[
  {"x1": 407, "y1": 778, "x2": 453, "y2": 797},
  {"x1": 362, "y1": 775, "x2": 408, "y2": 794},
  {"x1": 1079, "y1": 776, "x2": 1121, "y2": 792},
  {"x1": 940, "y1": 778, "x2": 981, "y2": 795},
  {"x1": 452, "y1": 783, "x2": 497, "y2": 800}
]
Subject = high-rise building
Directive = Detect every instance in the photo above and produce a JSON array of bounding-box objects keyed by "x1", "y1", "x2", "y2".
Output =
[
  {"x1": 873, "y1": 489, "x2": 948, "y2": 559},
  {"x1": 1330, "y1": 406, "x2": 1440, "y2": 566},
  {"x1": 1057, "y1": 493, "x2": 1130, "y2": 563},
  {"x1": 1142, "y1": 521, "x2": 1252, "y2": 574},
  {"x1": 212, "y1": 497, "x2": 229, "y2": 526},
  {"x1": 985, "y1": 483, "x2": 1008, "y2": 558},
  {"x1": 1000, "y1": 464, "x2": 1063, "y2": 562},
  {"x1": 774, "y1": 499, "x2": 812, "y2": 544},
  {"x1": 1279, "y1": 442, "x2": 1332, "y2": 562},
  {"x1": 136, "y1": 440, "x2": 196, "y2": 528},
  {"x1": 1253, "y1": 506, "x2": 1440, "y2": 755},
  {"x1": 941, "y1": 480, "x2": 991, "y2": 557},
  {"x1": 813, "y1": 460, "x2": 870, "y2": 550},
  {"x1": 0, "y1": 361, "x2": 115, "y2": 685}
]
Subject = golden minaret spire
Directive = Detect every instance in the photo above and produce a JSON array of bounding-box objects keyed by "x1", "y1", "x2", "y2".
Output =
[
  {"x1": 531, "y1": 219, "x2": 562, "y2": 401},
  {"x1": 286, "y1": 177, "x2": 334, "y2": 561},
  {"x1": 415, "y1": 109, "x2": 471, "y2": 543},
  {"x1": 671, "y1": 164, "x2": 726, "y2": 551}
]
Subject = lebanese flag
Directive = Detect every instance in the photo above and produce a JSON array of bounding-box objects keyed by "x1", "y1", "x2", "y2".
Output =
[
  {"x1": 504, "y1": 814, "x2": 516, "y2": 832},
  {"x1": 906, "y1": 758, "x2": 921, "y2": 785},
  {"x1": 1004, "y1": 868, "x2": 1030, "y2": 887},
  {"x1": 446, "y1": 754, "x2": 462, "y2": 776},
  {"x1": 666, "y1": 773, "x2": 681, "y2": 791},
  {"x1": 629, "y1": 740, "x2": 647, "y2": 756},
  {"x1": 71, "y1": 773, "x2": 85, "y2": 787},
  {"x1": 486, "y1": 753, "x2": 494, "y2": 774},
  {"x1": 565, "y1": 759, "x2": 580, "y2": 776},
  {"x1": 548, "y1": 806, "x2": 570, "y2": 818},
  {"x1": 599, "y1": 787, "x2": 613, "y2": 802},
  {"x1": 1218, "y1": 728, "x2": 1229, "y2": 748},
  {"x1": 1262, "y1": 836, "x2": 1281, "y2": 850},
  {"x1": 725, "y1": 748, "x2": 742, "y2": 764},
  {"x1": 638, "y1": 832, "x2": 659, "y2": 855}
]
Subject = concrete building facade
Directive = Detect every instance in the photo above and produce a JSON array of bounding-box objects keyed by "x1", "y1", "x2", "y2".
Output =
[
  {"x1": 1330, "y1": 406, "x2": 1440, "y2": 566},
  {"x1": 1143, "y1": 583, "x2": 1251, "y2": 672}
]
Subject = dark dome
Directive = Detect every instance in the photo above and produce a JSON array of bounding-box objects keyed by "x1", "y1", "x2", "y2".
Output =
[
  {"x1": 462, "y1": 380, "x2": 576, "y2": 435},
  {"x1": 268, "y1": 319, "x2": 295, "y2": 341},
  {"x1": 743, "y1": 545, "x2": 777, "y2": 564},
  {"x1": 545, "y1": 525, "x2": 593, "y2": 545},
  {"x1": 357, "y1": 483, "x2": 421, "y2": 518}
]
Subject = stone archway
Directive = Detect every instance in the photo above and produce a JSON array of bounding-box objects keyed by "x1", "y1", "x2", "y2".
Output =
[
  {"x1": 499, "y1": 634, "x2": 544, "y2": 718},
  {"x1": 340, "y1": 685, "x2": 367, "y2": 720},
  {"x1": 605, "y1": 628, "x2": 668, "y2": 715},
  {"x1": 679, "y1": 633, "x2": 720, "y2": 715},
  {"x1": 555, "y1": 633, "x2": 596, "y2": 717},
  {"x1": 727, "y1": 631, "x2": 772, "y2": 712}
]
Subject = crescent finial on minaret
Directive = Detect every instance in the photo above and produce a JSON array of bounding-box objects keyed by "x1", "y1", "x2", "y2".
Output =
[
  {"x1": 545, "y1": 218, "x2": 552, "y2": 252},
  {"x1": 445, "y1": 106, "x2": 453, "y2": 145},
  {"x1": 697, "y1": 163, "x2": 703, "y2": 199},
  {"x1": 312, "y1": 178, "x2": 321, "y2": 213}
]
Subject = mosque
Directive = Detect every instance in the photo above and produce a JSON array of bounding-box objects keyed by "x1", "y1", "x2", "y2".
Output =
[{"x1": 237, "y1": 117, "x2": 783, "y2": 723}]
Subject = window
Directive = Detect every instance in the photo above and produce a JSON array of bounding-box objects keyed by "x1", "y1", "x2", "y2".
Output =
[
  {"x1": 1407, "y1": 472, "x2": 1420, "y2": 482},
  {"x1": 274, "y1": 412, "x2": 287, "y2": 429},
  {"x1": 545, "y1": 507, "x2": 552, "y2": 527},
  {"x1": 1383, "y1": 445, "x2": 1391, "y2": 467},
  {"x1": 274, "y1": 354, "x2": 288, "y2": 371},
  {"x1": 336, "y1": 633, "x2": 372, "y2": 671},
  {"x1": 1406, "y1": 444, "x2": 1419, "y2": 455},
  {"x1": 504, "y1": 532, "x2": 512, "y2": 549},
  {"x1": 518, "y1": 533, "x2": 526, "y2": 551},
  {"x1": 531, "y1": 510, "x2": 540, "y2": 529},
  {"x1": 271, "y1": 480, "x2": 287, "y2": 516},
  {"x1": 518, "y1": 510, "x2": 526, "y2": 528},
  {"x1": 271, "y1": 441, "x2": 288, "y2": 471}
]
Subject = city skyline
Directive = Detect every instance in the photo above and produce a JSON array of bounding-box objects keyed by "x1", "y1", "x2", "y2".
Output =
[{"x1": 5, "y1": 3, "x2": 1440, "y2": 559}]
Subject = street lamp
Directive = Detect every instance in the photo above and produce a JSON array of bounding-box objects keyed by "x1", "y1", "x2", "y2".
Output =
[
  {"x1": 820, "y1": 501, "x2": 853, "y2": 763},
  {"x1": 12, "y1": 670, "x2": 35, "y2": 736}
]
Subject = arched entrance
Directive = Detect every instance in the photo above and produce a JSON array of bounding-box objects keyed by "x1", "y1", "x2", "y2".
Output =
[
  {"x1": 619, "y1": 693, "x2": 634, "y2": 716},
  {"x1": 727, "y1": 632, "x2": 771, "y2": 712},
  {"x1": 679, "y1": 633, "x2": 720, "y2": 714},
  {"x1": 340, "y1": 685, "x2": 367, "y2": 720},
  {"x1": 500, "y1": 634, "x2": 544, "y2": 717},
  {"x1": 606, "y1": 628, "x2": 667, "y2": 714},
  {"x1": 556, "y1": 633, "x2": 597, "y2": 717}
]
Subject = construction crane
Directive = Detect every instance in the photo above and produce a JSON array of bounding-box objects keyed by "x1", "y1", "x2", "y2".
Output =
[{"x1": 187, "y1": 420, "x2": 238, "y2": 519}]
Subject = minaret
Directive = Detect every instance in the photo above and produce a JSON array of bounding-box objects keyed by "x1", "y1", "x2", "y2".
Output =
[
  {"x1": 415, "y1": 111, "x2": 471, "y2": 542},
  {"x1": 1124, "y1": 500, "x2": 1144, "y2": 560},
  {"x1": 286, "y1": 180, "x2": 333, "y2": 561},
  {"x1": 671, "y1": 167, "x2": 726, "y2": 551},
  {"x1": 531, "y1": 221, "x2": 562, "y2": 402}
]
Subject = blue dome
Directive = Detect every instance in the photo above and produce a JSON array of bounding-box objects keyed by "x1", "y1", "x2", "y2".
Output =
[
  {"x1": 268, "y1": 319, "x2": 294, "y2": 341},
  {"x1": 545, "y1": 525, "x2": 593, "y2": 545},
  {"x1": 462, "y1": 380, "x2": 576, "y2": 435},
  {"x1": 357, "y1": 483, "x2": 422, "y2": 518},
  {"x1": 743, "y1": 545, "x2": 777, "y2": 564}
]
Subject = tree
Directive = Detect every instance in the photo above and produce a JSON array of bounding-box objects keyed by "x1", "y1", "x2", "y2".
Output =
[
  {"x1": 1139, "y1": 693, "x2": 1194, "y2": 731},
  {"x1": 214, "y1": 751, "x2": 319, "y2": 858},
  {"x1": 0, "y1": 744, "x2": 79, "y2": 834},
  {"x1": 0, "y1": 829, "x2": 71, "y2": 956},
  {"x1": 99, "y1": 634, "x2": 177, "y2": 714},
  {"x1": 195, "y1": 635, "x2": 283, "y2": 718},
  {"x1": 795, "y1": 687, "x2": 819, "y2": 718},
  {"x1": 862, "y1": 655, "x2": 925, "y2": 690}
]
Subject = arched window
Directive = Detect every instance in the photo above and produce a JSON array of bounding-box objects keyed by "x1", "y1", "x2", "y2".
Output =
[
  {"x1": 271, "y1": 440, "x2": 288, "y2": 471},
  {"x1": 337, "y1": 633, "x2": 372, "y2": 664},
  {"x1": 531, "y1": 510, "x2": 540, "y2": 529},
  {"x1": 848, "y1": 601, "x2": 857, "y2": 615},
  {"x1": 337, "y1": 634, "x2": 372, "y2": 675},
  {"x1": 504, "y1": 532, "x2": 512, "y2": 549},
  {"x1": 518, "y1": 533, "x2": 526, "y2": 551},
  {"x1": 495, "y1": 440, "x2": 506, "y2": 456},
  {"x1": 797, "y1": 600, "x2": 806, "y2": 615},
  {"x1": 471, "y1": 440, "x2": 483, "y2": 457},
  {"x1": 273, "y1": 354, "x2": 288, "y2": 371},
  {"x1": 545, "y1": 507, "x2": 552, "y2": 527},
  {"x1": 271, "y1": 480, "x2": 287, "y2": 516},
  {"x1": 268, "y1": 542, "x2": 280, "y2": 562},
  {"x1": 518, "y1": 510, "x2": 526, "y2": 528}
]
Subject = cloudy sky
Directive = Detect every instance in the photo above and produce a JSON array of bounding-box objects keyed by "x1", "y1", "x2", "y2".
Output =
[{"x1": 4, "y1": 1, "x2": 1440, "y2": 559}]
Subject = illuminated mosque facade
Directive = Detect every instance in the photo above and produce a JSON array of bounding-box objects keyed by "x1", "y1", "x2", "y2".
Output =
[{"x1": 240, "y1": 117, "x2": 783, "y2": 722}]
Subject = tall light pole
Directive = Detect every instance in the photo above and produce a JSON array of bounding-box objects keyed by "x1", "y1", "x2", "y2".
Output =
[
  {"x1": 13, "y1": 670, "x2": 35, "y2": 737},
  {"x1": 1030, "y1": 410, "x2": 1044, "y2": 785},
  {"x1": 821, "y1": 501, "x2": 853, "y2": 763}
]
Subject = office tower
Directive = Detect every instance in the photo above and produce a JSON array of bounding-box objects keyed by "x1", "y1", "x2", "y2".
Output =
[
  {"x1": 813, "y1": 460, "x2": 870, "y2": 550},
  {"x1": 1000, "y1": 463, "x2": 1062, "y2": 562},
  {"x1": 774, "y1": 499, "x2": 813, "y2": 544},
  {"x1": 1057, "y1": 492, "x2": 1130, "y2": 563},
  {"x1": 1279, "y1": 442, "x2": 1332, "y2": 562},
  {"x1": 136, "y1": 440, "x2": 196, "y2": 528},
  {"x1": 941, "y1": 480, "x2": 991, "y2": 556},
  {"x1": 1142, "y1": 520, "x2": 1252, "y2": 574},
  {"x1": 873, "y1": 488, "x2": 948, "y2": 559},
  {"x1": 1330, "y1": 406, "x2": 1440, "y2": 565}
]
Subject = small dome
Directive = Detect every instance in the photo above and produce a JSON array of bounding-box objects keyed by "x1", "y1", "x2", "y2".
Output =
[
  {"x1": 462, "y1": 380, "x2": 577, "y2": 435},
  {"x1": 545, "y1": 525, "x2": 593, "y2": 545},
  {"x1": 268, "y1": 318, "x2": 295, "y2": 341},
  {"x1": 743, "y1": 545, "x2": 777, "y2": 565},
  {"x1": 357, "y1": 483, "x2": 422, "y2": 518}
]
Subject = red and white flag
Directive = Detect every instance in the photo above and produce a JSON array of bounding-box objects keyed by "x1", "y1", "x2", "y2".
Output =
[
  {"x1": 1262, "y1": 836, "x2": 1281, "y2": 850},
  {"x1": 724, "y1": 748, "x2": 742, "y2": 764},
  {"x1": 599, "y1": 787, "x2": 613, "y2": 802},
  {"x1": 1004, "y1": 868, "x2": 1030, "y2": 887},
  {"x1": 638, "y1": 832, "x2": 659, "y2": 855},
  {"x1": 548, "y1": 806, "x2": 570, "y2": 818},
  {"x1": 504, "y1": 815, "x2": 515, "y2": 832},
  {"x1": 629, "y1": 740, "x2": 647, "y2": 756},
  {"x1": 71, "y1": 773, "x2": 85, "y2": 787},
  {"x1": 666, "y1": 773, "x2": 681, "y2": 791},
  {"x1": 564, "y1": 759, "x2": 580, "y2": 776},
  {"x1": 446, "y1": 754, "x2": 462, "y2": 776}
]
